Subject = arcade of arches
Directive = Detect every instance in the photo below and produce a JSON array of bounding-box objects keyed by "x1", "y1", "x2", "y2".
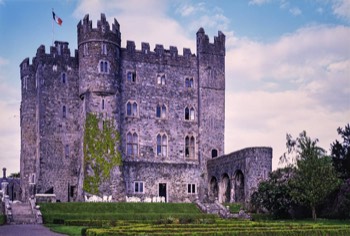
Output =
[{"x1": 209, "y1": 170, "x2": 245, "y2": 203}]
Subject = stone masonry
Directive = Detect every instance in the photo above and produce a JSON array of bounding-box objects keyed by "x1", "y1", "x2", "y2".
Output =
[{"x1": 20, "y1": 13, "x2": 272, "y2": 203}]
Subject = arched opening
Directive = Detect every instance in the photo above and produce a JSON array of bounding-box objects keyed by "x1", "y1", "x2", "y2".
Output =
[
  {"x1": 219, "y1": 173, "x2": 231, "y2": 203},
  {"x1": 234, "y1": 170, "x2": 245, "y2": 202},
  {"x1": 211, "y1": 149, "x2": 218, "y2": 158},
  {"x1": 209, "y1": 176, "x2": 218, "y2": 202}
]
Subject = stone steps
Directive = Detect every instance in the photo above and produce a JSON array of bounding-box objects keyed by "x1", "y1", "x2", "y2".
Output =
[{"x1": 10, "y1": 203, "x2": 37, "y2": 224}]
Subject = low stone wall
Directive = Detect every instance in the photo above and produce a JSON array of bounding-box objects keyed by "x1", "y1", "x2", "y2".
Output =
[{"x1": 35, "y1": 194, "x2": 56, "y2": 203}]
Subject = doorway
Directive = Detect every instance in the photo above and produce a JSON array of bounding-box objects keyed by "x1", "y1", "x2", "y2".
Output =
[{"x1": 159, "y1": 183, "x2": 167, "y2": 202}]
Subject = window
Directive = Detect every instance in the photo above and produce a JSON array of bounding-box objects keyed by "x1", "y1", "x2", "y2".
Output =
[
  {"x1": 101, "y1": 43, "x2": 107, "y2": 55},
  {"x1": 65, "y1": 145, "x2": 69, "y2": 158},
  {"x1": 23, "y1": 76, "x2": 28, "y2": 90},
  {"x1": 157, "y1": 74, "x2": 165, "y2": 85},
  {"x1": 102, "y1": 99, "x2": 105, "y2": 110},
  {"x1": 157, "y1": 134, "x2": 168, "y2": 157},
  {"x1": 187, "y1": 184, "x2": 196, "y2": 194},
  {"x1": 127, "y1": 132, "x2": 138, "y2": 157},
  {"x1": 126, "y1": 101, "x2": 138, "y2": 117},
  {"x1": 134, "y1": 181, "x2": 144, "y2": 193},
  {"x1": 211, "y1": 149, "x2": 218, "y2": 158},
  {"x1": 185, "y1": 107, "x2": 195, "y2": 121},
  {"x1": 62, "y1": 73, "x2": 66, "y2": 84},
  {"x1": 29, "y1": 173, "x2": 36, "y2": 184},
  {"x1": 127, "y1": 71, "x2": 136, "y2": 82},
  {"x1": 83, "y1": 44, "x2": 88, "y2": 56},
  {"x1": 185, "y1": 77, "x2": 194, "y2": 88},
  {"x1": 156, "y1": 104, "x2": 167, "y2": 119},
  {"x1": 62, "y1": 105, "x2": 67, "y2": 118},
  {"x1": 99, "y1": 60, "x2": 109, "y2": 73},
  {"x1": 185, "y1": 135, "x2": 195, "y2": 159}
]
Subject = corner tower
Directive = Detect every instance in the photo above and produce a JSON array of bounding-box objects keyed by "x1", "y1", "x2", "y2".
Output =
[{"x1": 196, "y1": 28, "x2": 225, "y2": 199}]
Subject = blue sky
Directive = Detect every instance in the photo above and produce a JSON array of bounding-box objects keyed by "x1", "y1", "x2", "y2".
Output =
[{"x1": 0, "y1": 0, "x2": 349, "y2": 174}]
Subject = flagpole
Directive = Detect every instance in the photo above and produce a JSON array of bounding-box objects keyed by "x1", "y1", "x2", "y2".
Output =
[{"x1": 52, "y1": 8, "x2": 54, "y2": 46}]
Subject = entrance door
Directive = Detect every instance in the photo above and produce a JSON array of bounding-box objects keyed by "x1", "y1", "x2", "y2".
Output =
[{"x1": 159, "y1": 183, "x2": 167, "y2": 202}]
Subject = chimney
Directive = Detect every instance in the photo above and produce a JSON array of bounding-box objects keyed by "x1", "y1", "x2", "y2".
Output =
[{"x1": 2, "y1": 168, "x2": 6, "y2": 179}]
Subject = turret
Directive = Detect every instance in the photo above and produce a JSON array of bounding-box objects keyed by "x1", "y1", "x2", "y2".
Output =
[{"x1": 77, "y1": 13, "x2": 121, "y2": 97}]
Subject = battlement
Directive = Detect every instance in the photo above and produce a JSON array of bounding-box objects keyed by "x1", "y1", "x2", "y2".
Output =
[
  {"x1": 125, "y1": 40, "x2": 194, "y2": 58},
  {"x1": 196, "y1": 28, "x2": 225, "y2": 56},
  {"x1": 77, "y1": 13, "x2": 121, "y2": 47},
  {"x1": 20, "y1": 42, "x2": 78, "y2": 71}
]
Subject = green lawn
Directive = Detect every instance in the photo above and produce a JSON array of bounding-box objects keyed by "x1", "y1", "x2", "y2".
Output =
[{"x1": 40, "y1": 202, "x2": 350, "y2": 236}]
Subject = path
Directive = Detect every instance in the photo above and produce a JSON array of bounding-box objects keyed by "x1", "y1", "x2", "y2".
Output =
[{"x1": 0, "y1": 224, "x2": 66, "y2": 236}]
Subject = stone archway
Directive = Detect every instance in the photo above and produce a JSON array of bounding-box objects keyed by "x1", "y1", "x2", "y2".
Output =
[
  {"x1": 234, "y1": 170, "x2": 244, "y2": 202},
  {"x1": 219, "y1": 173, "x2": 231, "y2": 203},
  {"x1": 209, "y1": 176, "x2": 218, "y2": 202}
]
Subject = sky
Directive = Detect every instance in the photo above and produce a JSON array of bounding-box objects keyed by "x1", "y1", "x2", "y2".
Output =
[{"x1": 0, "y1": 0, "x2": 349, "y2": 175}]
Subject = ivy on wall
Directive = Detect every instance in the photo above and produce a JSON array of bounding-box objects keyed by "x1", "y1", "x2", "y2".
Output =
[{"x1": 83, "y1": 113, "x2": 122, "y2": 195}]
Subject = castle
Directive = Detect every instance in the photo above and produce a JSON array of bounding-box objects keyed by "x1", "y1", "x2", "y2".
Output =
[{"x1": 20, "y1": 14, "x2": 272, "y2": 203}]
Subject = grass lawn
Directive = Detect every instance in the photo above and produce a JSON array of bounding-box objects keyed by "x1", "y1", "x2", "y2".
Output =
[{"x1": 41, "y1": 202, "x2": 350, "y2": 236}]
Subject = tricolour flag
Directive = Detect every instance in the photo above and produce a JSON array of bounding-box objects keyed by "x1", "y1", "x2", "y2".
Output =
[{"x1": 52, "y1": 11, "x2": 63, "y2": 26}]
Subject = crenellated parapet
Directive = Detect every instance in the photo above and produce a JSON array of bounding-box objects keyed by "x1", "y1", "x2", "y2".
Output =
[
  {"x1": 77, "y1": 13, "x2": 121, "y2": 47},
  {"x1": 123, "y1": 41, "x2": 195, "y2": 66},
  {"x1": 196, "y1": 28, "x2": 225, "y2": 56}
]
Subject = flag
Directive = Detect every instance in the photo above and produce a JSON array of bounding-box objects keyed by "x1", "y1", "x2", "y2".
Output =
[{"x1": 52, "y1": 11, "x2": 63, "y2": 26}]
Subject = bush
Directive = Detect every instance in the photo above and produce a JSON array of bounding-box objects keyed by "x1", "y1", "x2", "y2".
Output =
[
  {"x1": 52, "y1": 218, "x2": 64, "y2": 224},
  {"x1": 0, "y1": 214, "x2": 6, "y2": 225}
]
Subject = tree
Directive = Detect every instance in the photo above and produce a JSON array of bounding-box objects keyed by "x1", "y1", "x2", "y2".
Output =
[
  {"x1": 331, "y1": 124, "x2": 350, "y2": 180},
  {"x1": 251, "y1": 166, "x2": 297, "y2": 218},
  {"x1": 282, "y1": 131, "x2": 340, "y2": 220}
]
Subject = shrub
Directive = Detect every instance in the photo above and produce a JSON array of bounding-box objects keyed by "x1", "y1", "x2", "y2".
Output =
[{"x1": 0, "y1": 215, "x2": 6, "y2": 225}]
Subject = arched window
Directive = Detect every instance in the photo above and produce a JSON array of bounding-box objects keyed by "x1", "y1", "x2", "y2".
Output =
[
  {"x1": 104, "y1": 61, "x2": 108, "y2": 72},
  {"x1": 185, "y1": 107, "x2": 195, "y2": 121},
  {"x1": 127, "y1": 132, "x2": 138, "y2": 157},
  {"x1": 211, "y1": 149, "x2": 218, "y2": 158},
  {"x1": 156, "y1": 104, "x2": 167, "y2": 119},
  {"x1": 100, "y1": 61, "x2": 104, "y2": 72},
  {"x1": 126, "y1": 101, "x2": 138, "y2": 117},
  {"x1": 62, "y1": 105, "x2": 66, "y2": 118},
  {"x1": 185, "y1": 135, "x2": 195, "y2": 159},
  {"x1": 99, "y1": 60, "x2": 109, "y2": 73},
  {"x1": 157, "y1": 134, "x2": 167, "y2": 157},
  {"x1": 185, "y1": 77, "x2": 194, "y2": 88}
]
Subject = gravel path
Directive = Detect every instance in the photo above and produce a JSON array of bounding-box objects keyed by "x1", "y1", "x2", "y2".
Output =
[{"x1": 0, "y1": 224, "x2": 67, "y2": 236}]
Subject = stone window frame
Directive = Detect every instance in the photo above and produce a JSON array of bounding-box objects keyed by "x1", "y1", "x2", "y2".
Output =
[
  {"x1": 101, "y1": 43, "x2": 107, "y2": 55},
  {"x1": 99, "y1": 60, "x2": 109, "y2": 74},
  {"x1": 156, "y1": 103, "x2": 167, "y2": 119},
  {"x1": 156, "y1": 133, "x2": 168, "y2": 157},
  {"x1": 187, "y1": 183, "x2": 196, "y2": 194},
  {"x1": 134, "y1": 181, "x2": 144, "y2": 194},
  {"x1": 126, "y1": 71, "x2": 136, "y2": 83},
  {"x1": 65, "y1": 144, "x2": 70, "y2": 158},
  {"x1": 185, "y1": 77, "x2": 194, "y2": 88},
  {"x1": 29, "y1": 173, "x2": 36, "y2": 184},
  {"x1": 185, "y1": 135, "x2": 196, "y2": 159},
  {"x1": 61, "y1": 72, "x2": 67, "y2": 84},
  {"x1": 156, "y1": 73, "x2": 166, "y2": 86},
  {"x1": 62, "y1": 105, "x2": 67, "y2": 118},
  {"x1": 211, "y1": 149, "x2": 218, "y2": 158},
  {"x1": 126, "y1": 100, "x2": 138, "y2": 117},
  {"x1": 184, "y1": 106, "x2": 195, "y2": 121},
  {"x1": 22, "y1": 75, "x2": 28, "y2": 90},
  {"x1": 83, "y1": 43, "x2": 89, "y2": 56},
  {"x1": 126, "y1": 131, "x2": 138, "y2": 157}
]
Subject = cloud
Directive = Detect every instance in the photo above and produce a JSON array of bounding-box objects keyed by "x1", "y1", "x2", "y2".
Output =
[
  {"x1": 249, "y1": 0, "x2": 271, "y2": 6},
  {"x1": 289, "y1": 7, "x2": 302, "y2": 16},
  {"x1": 0, "y1": 56, "x2": 9, "y2": 65},
  {"x1": 74, "y1": 0, "x2": 194, "y2": 51},
  {"x1": 332, "y1": 0, "x2": 350, "y2": 21}
]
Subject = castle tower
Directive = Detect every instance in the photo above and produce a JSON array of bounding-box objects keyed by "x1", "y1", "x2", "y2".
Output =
[
  {"x1": 77, "y1": 14, "x2": 125, "y2": 200},
  {"x1": 196, "y1": 28, "x2": 226, "y2": 200}
]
